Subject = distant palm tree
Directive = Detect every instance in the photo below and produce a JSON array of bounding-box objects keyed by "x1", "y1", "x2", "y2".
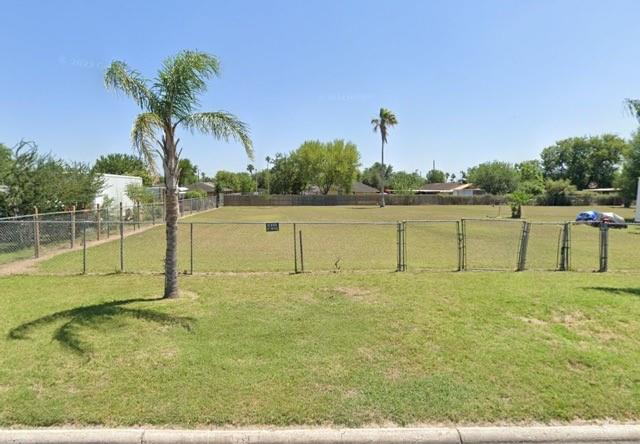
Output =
[
  {"x1": 105, "y1": 50, "x2": 253, "y2": 298},
  {"x1": 371, "y1": 108, "x2": 398, "y2": 207},
  {"x1": 247, "y1": 164, "x2": 256, "y2": 191},
  {"x1": 265, "y1": 156, "x2": 272, "y2": 194}
]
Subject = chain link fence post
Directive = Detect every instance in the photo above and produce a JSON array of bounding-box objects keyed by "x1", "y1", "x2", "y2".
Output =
[
  {"x1": 402, "y1": 221, "x2": 407, "y2": 271},
  {"x1": 96, "y1": 203, "x2": 101, "y2": 241},
  {"x1": 293, "y1": 223, "x2": 298, "y2": 273},
  {"x1": 190, "y1": 223, "x2": 194, "y2": 275},
  {"x1": 119, "y1": 202, "x2": 124, "y2": 272},
  {"x1": 70, "y1": 205, "x2": 76, "y2": 249},
  {"x1": 82, "y1": 221, "x2": 87, "y2": 274},
  {"x1": 559, "y1": 222, "x2": 571, "y2": 271},
  {"x1": 298, "y1": 229, "x2": 305, "y2": 272},
  {"x1": 396, "y1": 222, "x2": 402, "y2": 272},
  {"x1": 33, "y1": 207, "x2": 40, "y2": 258},
  {"x1": 106, "y1": 207, "x2": 111, "y2": 239},
  {"x1": 457, "y1": 219, "x2": 467, "y2": 271},
  {"x1": 599, "y1": 223, "x2": 609, "y2": 272},
  {"x1": 517, "y1": 221, "x2": 531, "y2": 271}
]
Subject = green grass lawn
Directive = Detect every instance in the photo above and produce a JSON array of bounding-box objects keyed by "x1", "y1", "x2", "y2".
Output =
[
  {"x1": 32, "y1": 205, "x2": 640, "y2": 274},
  {"x1": 2, "y1": 271, "x2": 640, "y2": 426}
]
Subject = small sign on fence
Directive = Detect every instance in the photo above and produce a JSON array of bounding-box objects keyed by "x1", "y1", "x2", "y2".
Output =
[{"x1": 265, "y1": 222, "x2": 279, "y2": 232}]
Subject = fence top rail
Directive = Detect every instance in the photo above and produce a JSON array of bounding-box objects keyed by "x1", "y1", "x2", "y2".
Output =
[
  {"x1": 0, "y1": 219, "x2": 397, "y2": 226},
  {"x1": 461, "y1": 217, "x2": 526, "y2": 223},
  {"x1": 2, "y1": 217, "x2": 637, "y2": 226},
  {"x1": 0, "y1": 196, "x2": 215, "y2": 221},
  {"x1": 187, "y1": 220, "x2": 398, "y2": 226},
  {"x1": 0, "y1": 208, "x2": 94, "y2": 220},
  {"x1": 403, "y1": 219, "x2": 460, "y2": 223}
]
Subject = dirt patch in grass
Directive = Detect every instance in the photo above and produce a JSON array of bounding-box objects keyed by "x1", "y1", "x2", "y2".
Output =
[
  {"x1": 332, "y1": 286, "x2": 377, "y2": 303},
  {"x1": 516, "y1": 316, "x2": 547, "y2": 325}
]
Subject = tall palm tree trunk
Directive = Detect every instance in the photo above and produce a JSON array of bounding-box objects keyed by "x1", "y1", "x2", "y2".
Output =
[
  {"x1": 380, "y1": 139, "x2": 386, "y2": 208},
  {"x1": 163, "y1": 131, "x2": 180, "y2": 299}
]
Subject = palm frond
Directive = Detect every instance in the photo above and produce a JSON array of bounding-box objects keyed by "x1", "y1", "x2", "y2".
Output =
[
  {"x1": 380, "y1": 108, "x2": 398, "y2": 126},
  {"x1": 105, "y1": 61, "x2": 155, "y2": 110},
  {"x1": 131, "y1": 112, "x2": 163, "y2": 176},
  {"x1": 183, "y1": 111, "x2": 254, "y2": 160},
  {"x1": 155, "y1": 51, "x2": 221, "y2": 119},
  {"x1": 625, "y1": 99, "x2": 640, "y2": 122}
]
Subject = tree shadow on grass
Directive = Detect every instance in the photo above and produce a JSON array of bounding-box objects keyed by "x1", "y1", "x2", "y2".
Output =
[
  {"x1": 7, "y1": 297, "x2": 195, "y2": 359},
  {"x1": 583, "y1": 287, "x2": 640, "y2": 297}
]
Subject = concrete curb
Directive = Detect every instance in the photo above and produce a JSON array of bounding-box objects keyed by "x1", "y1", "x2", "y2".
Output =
[{"x1": 1, "y1": 425, "x2": 640, "y2": 444}]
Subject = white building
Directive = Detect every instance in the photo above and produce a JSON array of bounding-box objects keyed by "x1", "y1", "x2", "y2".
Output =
[{"x1": 94, "y1": 174, "x2": 143, "y2": 208}]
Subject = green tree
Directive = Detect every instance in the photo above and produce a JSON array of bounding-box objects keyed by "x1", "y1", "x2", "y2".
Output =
[
  {"x1": 467, "y1": 161, "x2": 519, "y2": 195},
  {"x1": 105, "y1": 50, "x2": 252, "y2": 298},
  {"x1": 0, "y1": 141, "x2": 103, "y2": 216},
  {"x1": 515, "y1": 160, "x2": 544, "y2": 196},
  {"x1": 236, "y1": 172, "x2": 254, "y2": 193},
  {"x1": 93, "y1": 153, "x2": 153, "y2": 186},
  {"x1": 371, "y1": 108, "x2": 398, "y2": 207},
  {"x1": 269, "y1": 153, "x2": 308, "y2": 194},
  {"x1": 125, "y1": 183, "x2": 155, "y2": 204},
  {"x1": 0, "y1": 143, "x2": 12, "y2": 183},
  {"x1": 360, "y1": 162, "x2": 393, "y2": 190},
  {"x1": 390, "y1": 171, "x2": 423, "y2": 194},
  {"x1": 214, "y1": 170, "x2": 239, "y2": 193},
  {"x1": 425, "y1": 169, "x2": 446, "y2": 183},
  {"x1": 246, "y1": 164, "x2": 256, "y2": 191},
  {"x1": 540, "y1": 135, "x2": 626, "y2": 189},
  {"x1": 315, "y1": 140, "x2": 360, "y2": 194},
  {"x1": 615, "y1": 131, "x2": 640, "y2": 206},
  {"x1": 178, "y1": 158, "x2": 199, "y2": 186},
  {"x1": 508, "y1": 190, "x2": 531, "y2": 219},
  {"x1": 540, "y1": 179, "x2": 577, "y2": 205}
]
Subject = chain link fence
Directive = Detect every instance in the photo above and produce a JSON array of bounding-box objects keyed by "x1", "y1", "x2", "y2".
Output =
[
  {"x1": 2, "y1": 214, "x2": 639, "y2": 274},
  {"x1": 0, "y1": 196, "x2": 217, "y2": 266}
]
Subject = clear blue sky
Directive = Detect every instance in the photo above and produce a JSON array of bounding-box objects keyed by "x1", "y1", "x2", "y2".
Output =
[{"x1": 2, "y1": 0, "x2": 640, "y2": 177}]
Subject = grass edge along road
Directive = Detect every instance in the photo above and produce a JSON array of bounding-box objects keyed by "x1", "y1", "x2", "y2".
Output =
[{"x1": 1, "y1": 271, "x2": 640, "y2": 426}]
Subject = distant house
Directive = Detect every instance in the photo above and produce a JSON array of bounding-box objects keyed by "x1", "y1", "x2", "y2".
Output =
[
  {"x1": 148, "y1": 185, "x2": 189, "y2": 200},
  {"x1": 0, "y1": 185, "x2": 8, "y2": 194},
  {"x1": 587, "y1": 187, "x2": 620, "y2": 195},
  {"x1": 95, "y1": 174, "x2": 143, "y2": 208},
  {"x1": 186, "y1": 182, "x2": 217, "y2": 196},
  {"x1": 416, "y1": 183, "x2": 485, "y2": 196},
  {"x1": 350, "y1": 181, "x2": 380, "y2": 195}
]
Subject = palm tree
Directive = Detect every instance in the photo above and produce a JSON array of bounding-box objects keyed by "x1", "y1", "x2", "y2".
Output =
[
  {"x1": 265, "y1": 156, "x2": 272, "y2": 194},
  {"x1": 371, "y1": 108, "x2": 398, "y2": 207},
  {"x1": 105, "y1": 50, "x2": 253, "y2": 298},
  {"x1": 247, "y1": 164, "x2": 256, "y2": 191}
]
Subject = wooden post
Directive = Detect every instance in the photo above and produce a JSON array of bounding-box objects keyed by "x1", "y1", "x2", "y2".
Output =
[
  {"x1": 96, "y1": 203, "x2": 101, "y2": 241},
  {"x1": 70, "y1": 205, "x2": 76, "y2": 249},
  {"x1": 33, "y1": 207, "x2": 40, "y2": 258}
]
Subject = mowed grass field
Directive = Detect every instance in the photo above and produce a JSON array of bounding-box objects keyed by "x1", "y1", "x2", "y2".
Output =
[
  {"x1": 32, "y1": 204, "x2": 640, "y2": 274},
  {"x1": 2, "y1": 271, "x2": 640, "y2": 426}
]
